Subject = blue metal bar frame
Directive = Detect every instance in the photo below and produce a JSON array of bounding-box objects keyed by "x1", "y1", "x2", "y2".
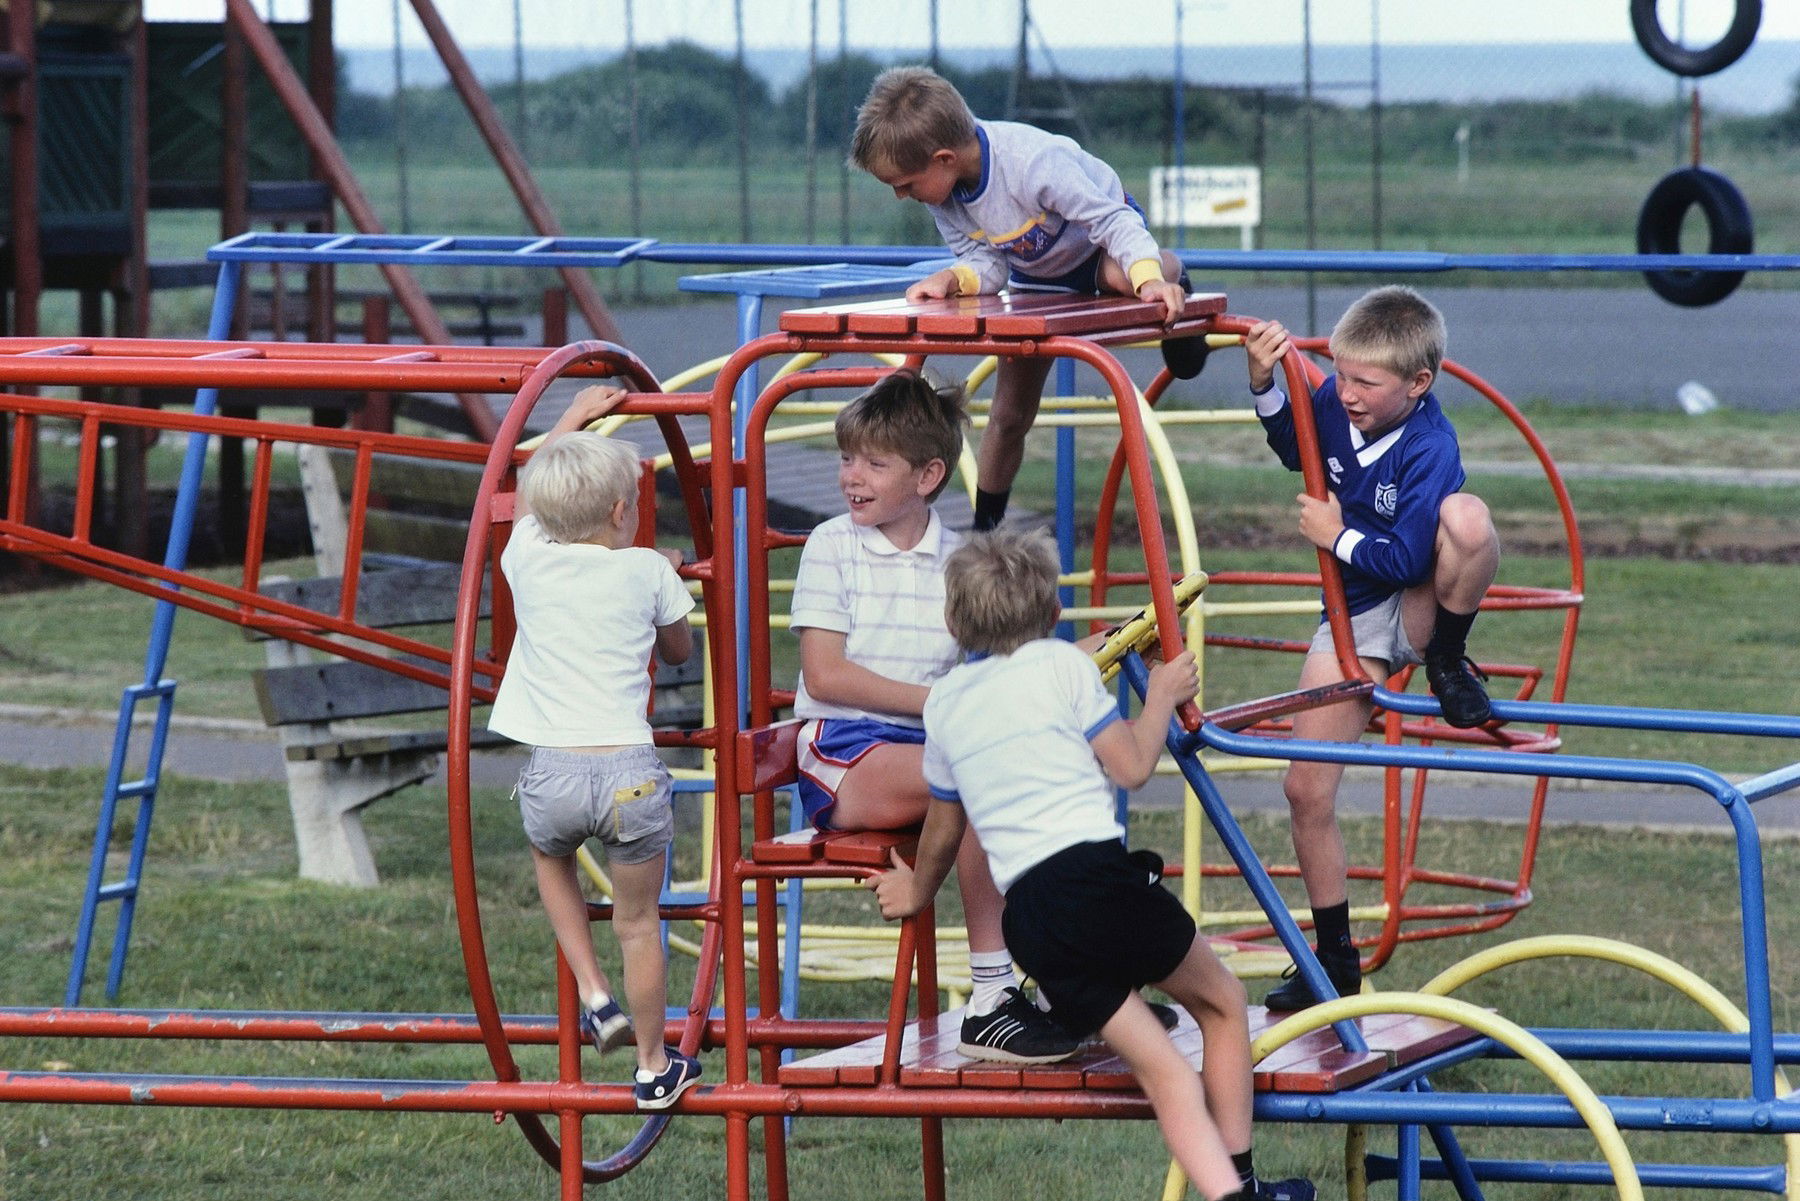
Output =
[
  {"x1": 68, "y1": 264, "x2": 245, "y2": 1006},
  {"x1": 206, "y1": 231, "x2": 1800, "y2": 276}
]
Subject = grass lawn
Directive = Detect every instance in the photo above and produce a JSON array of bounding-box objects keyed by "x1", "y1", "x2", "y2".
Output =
[{"x1": 1, "y1": 760, "x2": 1796, "y2": 1199}]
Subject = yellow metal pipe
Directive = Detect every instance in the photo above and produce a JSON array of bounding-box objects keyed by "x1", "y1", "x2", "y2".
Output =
[{"x1": 1253, "y1": 992, "x2": 1643, "y2": 1201}]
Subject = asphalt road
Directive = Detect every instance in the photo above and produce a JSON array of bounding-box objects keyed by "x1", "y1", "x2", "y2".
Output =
[
  {"x1": 9, "y1": 705, "x2": 1795, "y2": 839},
  {"x1": 594, "y1": 282, "x2": 1800, "y2": 413}
]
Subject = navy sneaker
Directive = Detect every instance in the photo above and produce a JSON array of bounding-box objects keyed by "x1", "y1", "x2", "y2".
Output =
[
  {"x1": 959, "y1": 987, "x2": 1079, "y2": 1064},
  {"x1": 634, "y1": 1046, "x2": 702, "y2": 1110},
  {"x1": 1425, "y1": 652, "x2": 1493, "y2": 728},
  {"x1": 578, "y1": 997, "x2": 633, "y2": 1056},
  {"x1": 1230, "y1": 1176, "x2": 1317, "y2": 1201},
  {"x1": 1262, "y1": 947, "x2": 1362, "y2": 1012},
  {"x1": 1148, "y1": 1001, "x2": 1181, "y2": 1032}
]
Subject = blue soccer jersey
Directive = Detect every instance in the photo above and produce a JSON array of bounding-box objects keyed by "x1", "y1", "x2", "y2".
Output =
[{"x1": 1259, "y1": 377, "x2": 1466, "y2": 616}]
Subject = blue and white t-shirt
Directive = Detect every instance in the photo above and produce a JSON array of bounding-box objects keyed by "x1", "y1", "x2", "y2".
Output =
[{"x1": 1257, "y1": 378, "x2": 1467, "y2": 617}]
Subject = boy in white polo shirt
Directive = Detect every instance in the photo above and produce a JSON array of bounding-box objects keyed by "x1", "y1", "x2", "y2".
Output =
[
  {"x1": 791, "y1": 370, "x2": 1075, "y2": 1064},
  {"x1": 867, "y1": 529, "x2": 1314, "y2": 1201},
  {"x1": 489, "y1": 385, "x2": 702, "y2": 1111}
]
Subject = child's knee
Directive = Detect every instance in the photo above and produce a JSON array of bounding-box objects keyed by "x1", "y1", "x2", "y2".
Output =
[
  {"x1": 1282, "y1": 769, "x2": 1335, "y2": 819},
  {"x1": 1438, "y1": 492, "x2": 1496, "y2": 550}
]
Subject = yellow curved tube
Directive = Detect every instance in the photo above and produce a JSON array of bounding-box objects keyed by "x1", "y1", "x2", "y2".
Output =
[
  {"x1": 1422, "y1": 934, "x2": 1798, "y2": 1197},
  {"x1": 1253, "y1": 991, "x2": 1643, "y2": 1201}
]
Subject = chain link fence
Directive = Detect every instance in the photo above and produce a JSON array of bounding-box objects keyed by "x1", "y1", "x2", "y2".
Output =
[{"x1": 326, "y1": 1, "x2": 1799, "y2": 299}]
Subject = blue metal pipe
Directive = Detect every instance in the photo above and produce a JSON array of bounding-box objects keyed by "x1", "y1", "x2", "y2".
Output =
[
  {"x1": 1192, "y1": 718, "x2": 1778, "y2": 1100},
  {"x1": 1254, "y1": 1090, "x2": 1800, "y2": 1134},
  {"x1": 1124, "y1": 655, "x2": 1369, "y2": 1054},
  {"x1": 1367, "y1": 1154, "x2": 1785, "y2": 1192},
  {"x1": 1374, "y1": 685, "x2": 1800, "y2": 740}
]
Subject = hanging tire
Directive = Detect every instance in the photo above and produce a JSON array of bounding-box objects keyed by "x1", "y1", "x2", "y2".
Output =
[
  {"x1": 1636, "y1": 167, "x2": 1753, "y2": 307},
  {"x1": 1630, "y1": 0, "x2": 1761, "y2": 77}
]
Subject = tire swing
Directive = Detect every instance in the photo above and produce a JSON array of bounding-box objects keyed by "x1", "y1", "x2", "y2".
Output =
[
  {"x1": 1636, "y1": 166, "x2": 1753, "y2": 307},
  {"x1": 1630, "y1": 0, "x2": 1761, "y2": 76}
]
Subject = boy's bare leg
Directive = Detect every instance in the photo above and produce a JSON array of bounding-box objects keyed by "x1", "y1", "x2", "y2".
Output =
[
  {"x1": 1099, "y1": 990, "x2": 1242, "y2": 1200},
  {"x1": 978, "y1": 356, "x2": 1055, "y2": 517},
  {"x1": 1282, "y1": 649, "x2": 1383, "y2": 910},
  {"x1": 609, "y1": 851, "x2": 672, "y2": 1073},
  {"x1": 1405, "y1": 493, "x2": 1501, "y2": 726},
  {"x1": 834, "y1": 744, "x2": 1004, "y2": 953},
  {"x1": 530, "y1": 846, "x2": 615, "y2": 1007}
]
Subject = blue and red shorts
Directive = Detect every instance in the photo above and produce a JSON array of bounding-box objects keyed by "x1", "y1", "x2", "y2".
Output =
[{"x1": 795, "y1": 717, "x2": 926, "y2": 830}]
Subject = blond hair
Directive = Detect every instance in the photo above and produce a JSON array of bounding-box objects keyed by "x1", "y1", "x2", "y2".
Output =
[
  {"x1": 1329, "y1": 285, "x2": 1446, "y2": 384},
  {"x1": 518, "y1": 431, "x2": 641, "y2": 544},
  {"x1": 849, "y1": 65, "x2": 977, "y2": 174},
  {"x1": 835, "y1": 371, "x2": 967, "y2": 502},
  {"x1": 944, "y1": 529, "x2": 1061, "y2": 656}
]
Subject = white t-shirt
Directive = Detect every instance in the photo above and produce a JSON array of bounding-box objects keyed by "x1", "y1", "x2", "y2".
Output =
[
  {"x1": 921, "y1": 638, "x2": 1125, "y2": 893},
  {"x1": 789, "y1": 511, "x2": 963, "y2": 729},
  {"x1": 488, "y1": 514, "x2": 695, "y2": 747}
]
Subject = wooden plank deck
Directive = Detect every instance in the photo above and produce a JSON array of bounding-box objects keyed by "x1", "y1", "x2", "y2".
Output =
[
  {"x1": 779, "y1": 291, "x2": 1227, "y2": 344},
  {"x1": 777, "y1": 1001, "x2": 1478, "y2": 1095}
]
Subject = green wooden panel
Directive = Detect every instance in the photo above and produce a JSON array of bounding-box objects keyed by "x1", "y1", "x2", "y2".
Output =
[
  {"x1": 37, "y1": 49, "x2": 130, "y2": 228},
  {"x1": 146, "y1": 20, "x2": 310, "y2": 184}
]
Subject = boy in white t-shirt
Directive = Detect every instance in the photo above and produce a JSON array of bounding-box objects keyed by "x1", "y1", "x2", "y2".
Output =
[
  {"x1": 867, "y1": 530, "x2": 1314, "y2": 1201},
  {"x1": 488, "y1": 385, "x2": 701, "y2": 1111},
  {"x1": 790, "y1": 370, "x2": 1075, "y2": 1064}
]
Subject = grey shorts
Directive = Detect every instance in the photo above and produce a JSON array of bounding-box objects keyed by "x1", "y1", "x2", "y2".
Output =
[
  {"x1": 515, "y1": 744, "x2": 675, "y2": 864},
  {"x1": 1307, "y1": 591, "x2": 1424, "y2": 671}
]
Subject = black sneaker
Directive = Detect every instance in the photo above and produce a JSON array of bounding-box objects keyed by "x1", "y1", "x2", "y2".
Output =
[
  {"x1": 1262, "y1": 947, "x2": 1362, "y2": 1012},
  {"x1": 1230, "y1": 1176, "x2": 1317, "y2": 1201},
  {"x1": 1149, "y1": 1001, "x2": 1180, "y2": 1032},
  {"x1": 1424, "y1": 652, "x2": 1493, "y2": 728},
  {"x1": 579, "y1": 997, "x2": 634, "y2": 1055},
  {"x1": 634, "y1": 1046, "x2": 702, "y2": 1110},
  {"x1": 959, "y1": 987, "x2": 1079, "y2": 1064},
  {"x1": 1159, "y1": 271, "x2": 1210, "y2": 380}
]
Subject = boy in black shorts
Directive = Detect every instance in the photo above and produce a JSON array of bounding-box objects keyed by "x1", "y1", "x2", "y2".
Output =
[{"x1": 867, "y1": 529, "x2": 1312, "y2": 1201}]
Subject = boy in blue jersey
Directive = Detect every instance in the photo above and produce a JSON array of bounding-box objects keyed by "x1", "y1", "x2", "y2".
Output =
[
  {"x1": 1244, "y1": 286, "x2": 1499, "y2": 1010},
  {"x1": 850, "y1": 65, "x2": 1207, "y2": 532}
]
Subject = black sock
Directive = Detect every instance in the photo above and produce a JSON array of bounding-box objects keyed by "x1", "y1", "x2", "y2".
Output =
[
  {"x1": 972, "y1": 488, "x2": 1010, "y2": 532},
  {"x1": 1312, "y1": 900, "x2": 1353, "y2": 956},
  {"x1": 1231, "y1": 1149, "x2": 1255, "y2": 1190},
  {"x1": 1426, "y1": 604, "x2": 1478, "y2": 659}
]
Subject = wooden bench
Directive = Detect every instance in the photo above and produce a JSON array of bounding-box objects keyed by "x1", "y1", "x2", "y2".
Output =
[{"x1": 254, "y1": 447, "x2": 702, "y2": 887}]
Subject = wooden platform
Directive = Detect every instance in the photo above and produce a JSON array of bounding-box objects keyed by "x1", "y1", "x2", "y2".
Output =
[
  {"x1": 778, "y1": 290, "x2": 1227, "y2": 343},
  {"x1": 778, "y1": 1001, "x2": 1478, "y2": 1095}
]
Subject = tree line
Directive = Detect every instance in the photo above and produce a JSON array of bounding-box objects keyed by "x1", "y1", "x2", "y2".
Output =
[{"x1": 335, "y1": 40, "x2": 1800, "y2": 169}]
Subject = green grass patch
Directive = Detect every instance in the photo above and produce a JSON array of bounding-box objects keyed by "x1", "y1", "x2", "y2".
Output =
[{"x1": 2, "y1": 760, "x2": 1796, "y2": 1199}]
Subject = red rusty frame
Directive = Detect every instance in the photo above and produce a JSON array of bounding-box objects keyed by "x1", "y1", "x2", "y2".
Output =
[
  {"x1": 0, "y1": 309, "x2": 1558, "y2": 1200},
  {"x1": 1090, "y1": 328, "x2": 1585, "y2": 976}
]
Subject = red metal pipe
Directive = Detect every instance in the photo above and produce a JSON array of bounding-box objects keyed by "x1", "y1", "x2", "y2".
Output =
[
  {"x1": 404, "y1": 0, "x2": 625, "y2": 346},
  {"x1": 222, "y1": 0, "x2": 497, "y2": 438}
]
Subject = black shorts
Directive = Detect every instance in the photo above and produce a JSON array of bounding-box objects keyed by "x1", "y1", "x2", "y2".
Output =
[{"x1": 1001, "y1": 839, "x2": 1197, "y2": 1039}]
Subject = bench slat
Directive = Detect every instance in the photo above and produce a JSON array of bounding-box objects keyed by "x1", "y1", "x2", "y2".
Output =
[
  {"x1": 256, "y1": 565, "x2": 489, "y2": 636},
  {"x1": 983, "y1": 292, "x2": 1227, "y2": 337},
  {"x1": 257, "y1": 660, "x2": 455, "y2": 726}
]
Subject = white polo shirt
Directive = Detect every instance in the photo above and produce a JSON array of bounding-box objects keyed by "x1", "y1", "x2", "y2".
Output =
[
  {"x1": 921, "y1": 638, "x2": 1125, "y2": 893},
  {"x1": 488, "y1": 515, "x2": 695, "y2": 747},
  {"x1": 790, "y1": 511, "x2": 963, "y2": 729}
]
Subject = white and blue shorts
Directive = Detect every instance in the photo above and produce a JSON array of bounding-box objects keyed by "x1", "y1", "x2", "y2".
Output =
[{"x1": 795, "y1": 717, "x2": 926, "y2": 830}]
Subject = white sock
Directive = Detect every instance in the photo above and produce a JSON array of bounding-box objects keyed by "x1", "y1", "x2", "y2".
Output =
[
  {"x1": 967, "y1": 950, "x2": 1018, "y2": 1016},
  {"x1": 584, "y1": 989, "x2": 614, "y2": 1014}
]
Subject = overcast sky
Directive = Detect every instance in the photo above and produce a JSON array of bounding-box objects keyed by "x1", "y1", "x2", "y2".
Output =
[{"x1": 144, "y1": 1, "x2": 1798, "y2": 51}]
